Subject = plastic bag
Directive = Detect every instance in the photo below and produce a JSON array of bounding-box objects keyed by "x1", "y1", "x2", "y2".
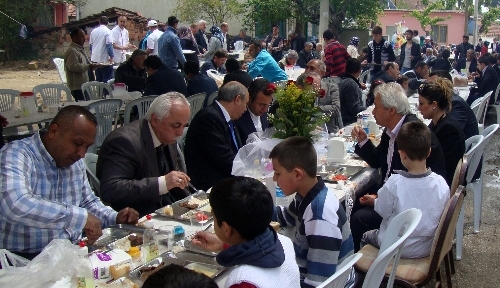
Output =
[
  {"x1": 0, "y1": 239, "x2": 79, "y2": 288},
  {"x1": 206, "y1": 69, "x2": 225, "y2": 87},
  {"x1": 450, "y1": 69, "x2": 468, "y2": 87},
  {"x1": 234, "y1": 41, "x2": 244, "y2": 52}
]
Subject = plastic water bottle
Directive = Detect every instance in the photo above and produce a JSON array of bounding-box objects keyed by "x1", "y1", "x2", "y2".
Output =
[
  {"x1": 141, "y1": 215, "x2": 159, "y2": 262},
  {"x1": 362, "y1": 115, "x2": 369, "y2": 134},
  {"x1": 276, "y1": 186, "x2": 289, "y2": 206},
  {"x1": 76, "y1": 241, "x2": 95, "y2": 288}
]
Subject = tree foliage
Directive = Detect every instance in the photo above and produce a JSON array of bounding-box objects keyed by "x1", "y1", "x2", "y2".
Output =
[
  {"x1": 408, "y1": 0, "x2": 450, "y2": 34},
  {"x1": 243, "y1": 0, "x2": 383, "y2": 38},
  {"x1": 173, "y1": 0, "x2": 244, "y2": 27},
  {"x1": 480, "y1": 7, "x2": 500, "y2": 33}
]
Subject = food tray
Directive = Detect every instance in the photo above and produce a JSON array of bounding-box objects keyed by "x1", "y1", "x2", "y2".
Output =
[
  {"x1": 129, "y1": 253, "x2": 225, "y2": 279},
  {"x1": 317, "y1": 165, "x2": 364, "y2": 183},
  {"x1": 155, "y1": 191, "x2": 212, "y2": 222},
  {"x1": 87, "y1": 224, "x2": 145, "y2": 252},
  {"x1": 181, "y1": 239, "x2": 218, "y2": 257}
]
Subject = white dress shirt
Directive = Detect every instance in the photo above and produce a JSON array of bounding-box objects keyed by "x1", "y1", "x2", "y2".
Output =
[
  {"x1": 89, "y1": 24, "x2": 113, "y2": 63},
  {"x1": 111, "y1": 25, "x2": 129, "y2": 63},
  {"x1": 148, "y1": 121, "x2": 169, "y2": 195},
  {"x1": 249, "y1": 110, "x2": 263, "y2": 132},
  {"x1": 147, "y1": 29, "x2": 164, "y2": 56}
]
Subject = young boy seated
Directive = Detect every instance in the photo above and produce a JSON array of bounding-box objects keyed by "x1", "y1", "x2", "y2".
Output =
[
  {"x1": 269, "y1": 136, "x2": 354, "y2": 287},
  {"x1": 142, "y1": 263, "x2": 218, "y2": 288},
  {"x1": 192, "y1": 176, "x2": 300, "y2": 288},
  {"x1": 359, "y1": 121, "x2": 449, "y2": 258}
]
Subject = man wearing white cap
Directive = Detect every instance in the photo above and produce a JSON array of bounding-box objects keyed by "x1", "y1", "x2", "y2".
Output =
[
  {"x1": 146, "y1": 20, "x2": 163, "y2": 56},
  {"x1": 421, "y1": 36, "x2": 433, "y2": 54}
]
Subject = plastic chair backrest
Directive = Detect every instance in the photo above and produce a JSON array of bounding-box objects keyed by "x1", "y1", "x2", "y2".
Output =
[
  {"x1": 84, "y1": 153, "x2": 100, "y2": 196},
  {"x1": 494, "y1": 83, "x2": 500, "y2": 103},
  {"x1": 450, "y1": 157, "x2": 467, "y2": 198},
  {"x1": 477, "y1": 124, "x2": 500, "y2": 173},
  {"x1": 317, "y1": 253, "x2": 363, "y2": 288},
  {"x1": 123, "y1": 96, "x2": 157, "y2": 125},
  {"x1": 359, "y1": 70, "x2": 370, "y2": 84},
  {"x1": 52, "y1": 58, "x2": 67, "y2": 84},
  {"x1": 81, "y1": 81, "x2": 113, "y2": 100},
  {"x1": 0, "y1": 89, "x2": 20, "y2": 112},
  {"x1": 187, "y1": 92, "x2": 207, "y2": 123},
  {"x1": 207, "y1": 91, "x2": 218, "y2": 106},
  {"x1": 107, "y1": 78, "x2": 115, "y2": 87},
  {"x1": 426, "y1": 186, "x2": 464, "y2": 279},
  {"x1": 471, "y1": 91, "x2": 492, "y2": 124},
  {"x1": 464, "y1": 135, "x2": 484, "y2": 184},
  {"x1": 362, "y1": 208, "x2": 422, "y2": 288},
  {"x1": 324, "y1": 76, "x2": 341, "y2": 85},
  {"x1": 32, "y1": 84, "x2": 72, "y2": 106},
  {"x1": 87, "y1": 99, "x2": 122, "y2": 152}
]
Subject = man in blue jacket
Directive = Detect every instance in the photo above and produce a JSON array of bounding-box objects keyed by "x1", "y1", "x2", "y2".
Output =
[
  {"x1": 158, "y1": 16, "x2": 186, "y2": 70},
  {"x1": 244, "y1": 40, "x2": 288, "y2": 83}
]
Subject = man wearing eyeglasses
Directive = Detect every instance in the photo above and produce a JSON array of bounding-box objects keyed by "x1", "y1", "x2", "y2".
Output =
[{"x1": 235, "y1": 79, "x2": 273, "y2": 144}]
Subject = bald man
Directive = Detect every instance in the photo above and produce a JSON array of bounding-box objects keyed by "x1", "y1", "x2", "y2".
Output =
[{"x1": 0, "y1": 105, "x2": 139, "y2": 259}]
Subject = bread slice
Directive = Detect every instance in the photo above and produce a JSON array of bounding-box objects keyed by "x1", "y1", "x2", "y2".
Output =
[{"x1": 109, "y1": 262, "x2": 131, "y2": 280}]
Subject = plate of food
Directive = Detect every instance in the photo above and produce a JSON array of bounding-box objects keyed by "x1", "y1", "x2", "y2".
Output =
[{"x1": 155, "y1": 191, "x2": 212, "y2": 222}]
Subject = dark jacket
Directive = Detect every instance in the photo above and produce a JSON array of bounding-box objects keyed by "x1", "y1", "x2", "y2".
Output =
[
  {"x1": 186, "y1": 73, "x2": 218, "y2": 100},
  {"x1": 449, "y1": 93, "x2": 479, "y2": 140},
  {"x1": 355, "y1": 114, "x2": 447, "y2": 187},
  {"x1": 454, "y1": 58, "x2": 477, "y2": 74},
  {"x1": 454, "y1": 42, "x2": 474, "y2": 60},
  {"x1": 399, "y1": 41, "x2": 422, "y2": 70},
  {"x1": 223, "y1": 70, "x2": 253, "y2": 88},
  {"x1": 428, "y1": 58, "x2": 451, "y2": 72},
  {"x1": 200, "y1": 60, "x2": 226, "y2": 75},
  {"x1": 96, "y1": 119, "x2": 190, "y2": 217},
  {"x1": 291, "y1": 35, "x2": 306, "y2": 53},
  {"x1": 234, "y1": 110, "x2": 269, "y2": 144},
  {"x1": 144, "y1": 65, "x2": 187, "y2": 96},
  {"x1": 194, "y1": 30, "x2": 208, "y2": 51},
  {"x1": 338, "y1": 74, "x2": 364, "y2": 126},
  {"x1": 231, "y1": 35, "x2": 252, "y2": 50},
  {"x1": 476, "y1": 66, "x2": 500, "y2": 100},
  {"x1": 114, "y1": 60, "x2": 147, "y2": 92},
  {"x1": 297, "y1": 49, "x2": 319, "y2": 68},
  {"x1": 180, "y1": 39, "x2": 200, "y2": 64},
  {"x1": 372, "y1": 70, "x2": 396, "y2": 83},
  {"x1": 184, "y1": 103, "x2": 242, "y2": 190},
  {"x1": 428, "y1": 115, "x2": 466, "y2": 186}
]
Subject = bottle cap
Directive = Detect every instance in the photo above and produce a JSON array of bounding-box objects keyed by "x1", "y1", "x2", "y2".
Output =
[
  {"x1": 145, "y1": 215, "x2": 154, "y2": 228},
  {"x1": 78, "y1": 241, "x2": 89, "y2": 256}
]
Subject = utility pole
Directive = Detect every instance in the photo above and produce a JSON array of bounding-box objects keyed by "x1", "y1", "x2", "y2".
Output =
[{"x1": 319, "y1": 0, "x2": 329, "y2": 41}]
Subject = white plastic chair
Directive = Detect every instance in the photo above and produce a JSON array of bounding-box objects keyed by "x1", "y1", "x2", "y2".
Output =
[
  {"x1": 107, "y1": 78, "x2": 115, "y2": 87},
  {"x1": 87, "y1": 99, "x2": 122, "y2": 153},
  {"x1": 187, "y1": 92, "x2": 207, "y2": 123},
  {"x1": 52, "y1": 58, "x2": 67, "y2": 85},
  {"x1": 359, "y1": 70, "x2": 370, "y2": 84},
  {"x1": 32, "y1": 84, "x2": 73, "y2": 106},
  {"x1": 488, "y1": 83, "x2": 500, "y2": 124},
  {"x1": 0, "y1": 89, "x2": 20, "y2": 112},
  {"x1": 470, "y1": 91, "x2": 492, "y2": 133},
  {"x1": 359, "y1": 208, "x2": 423, "y2": 288},
  {"x1": 207, "y1": 91, "x2": 218, "y2": 106},
  {"x1": 123, "y1": 96, "x2": 157, "y2": 125},
  {"x1": 323, "y1": 76, "x2": 341, "y2": 85},
  {"x1": 84, "y1": 153, "x2": 100, "y2": 196},
  {"x1": 81, "y1": 81, "x2": 113, "y2": 101},
  {"x1": 316, "y1": 253, "x2": 363, "y2": 288},
  {"x1": 455, "y1": 134, "x2": 484, "y2": 260}
]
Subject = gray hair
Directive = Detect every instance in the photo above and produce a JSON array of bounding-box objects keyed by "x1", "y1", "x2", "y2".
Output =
[
  {"x1": 373, "y1": 82, "x2": 410, "y2": 115},
  {"x1": 130, "y1": 49, "x2": 147, "y2": 60},
  {"x1": 198, "y1": 20, "x2": 206, "y2": 25},
  {"x1": 296, "y1": 72, "x2": 321, "y2": 86},
  {"x1": 304, "y1": 41, "x2": 313, "y2": 48},
  {"x1": 312, "y1": 59, "x2": 326, "y2": 72},
  {"x1": 426, "y1": 48, "x2": 433, "y2": 53},
  {"x1": 286, "y1": 50, "x2": 299, "y2": 60},
  {"x1": 145, "y1": 92, "x2": 190, "y2": 121},
  {"x1": 218, "y1": 81, "x2": 248, "y2": 102}
]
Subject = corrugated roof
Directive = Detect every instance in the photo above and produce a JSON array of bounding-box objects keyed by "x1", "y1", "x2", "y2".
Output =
[{"x1": 62, "y1": 7, "x2": 148, "y2": 28}]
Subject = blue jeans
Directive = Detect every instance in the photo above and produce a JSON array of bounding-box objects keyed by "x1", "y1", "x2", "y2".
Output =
[{"x1": 95, "y1": 66, "x2": 113, "y2": 83}]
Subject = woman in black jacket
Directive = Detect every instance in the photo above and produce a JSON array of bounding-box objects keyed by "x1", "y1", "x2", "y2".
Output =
[{"x1": 178, "y1": 26, "x2": 200, "y2": 65}]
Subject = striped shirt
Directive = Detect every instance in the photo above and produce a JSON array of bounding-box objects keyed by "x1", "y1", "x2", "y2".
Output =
[
  {"x1": 0, "y1": 132, "x2": 117, "y2": 253},
  {"x1": 324, "y1": 40, "x2": 351, "y2": 77},
  {"x1": 367, "y1": 39, "x2": 396, "y2": 74},
  {"x1": 275, "y1": 179, "x2": 354, "y2": 287}
]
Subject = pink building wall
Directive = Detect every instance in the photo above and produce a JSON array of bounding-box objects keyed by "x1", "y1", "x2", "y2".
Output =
[{"x1": 378, "y1": 10, "x2": 466, "y2": 45}]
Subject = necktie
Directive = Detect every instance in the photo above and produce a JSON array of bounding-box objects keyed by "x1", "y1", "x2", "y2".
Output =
[
  {"x1": 156, "y1": 146, "x2": 166, "y2": 175},
  {"x1": 228, "y1": 121, "x2": 239, "y2": 150}
]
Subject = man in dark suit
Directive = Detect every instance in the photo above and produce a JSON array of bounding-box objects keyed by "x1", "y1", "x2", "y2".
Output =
[
  {"x1": 96, "y1": 93, "x2": 191, "y2": 217},
  {"x1": 454, "y1": 35, "x2": 474, "y2": 60},
  {"x1": 114, "y1": 49, "x2": 147, "y2": 93},
  {"x1": 297, "y1": 42, "x2": 319, "y2": 68},
  {"x1": 454, "y1": 49, "x2": 477, "y2": 75},
  {"x1": 223, "y1": 58, "x2": 253, "y2": 88},
  {"x1": 143, "y1": 55, "x2": 187, "y2": 96},
  {"x1": 349, "y1": 82, "x2": 446, "y2": 251},
  {"x1": 194, "y1": 20, "x2": 208, "y2": 53},
  {"x1": 235, "y1": 78, "x2": 273, "y2": 144},
  {"x1": 184, "y1": 81, "x2": 249, "y2": 190},
  {"x1": 184, "y1": 60, "x2": 218, "y2": 103},
  {"x1": 467, "y1": 56, "x2": 500, "y2": 105}
]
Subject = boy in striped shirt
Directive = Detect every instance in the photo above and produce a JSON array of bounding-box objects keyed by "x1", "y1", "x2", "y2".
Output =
[{"x1": 271, "y1": 136, "x2": 354, "y2": 287}]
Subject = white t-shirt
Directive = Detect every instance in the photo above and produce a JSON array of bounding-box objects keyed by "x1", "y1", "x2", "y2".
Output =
[
  {"x1": 111, "y1": 25, "x2": 129, "y2": 63},
  {"x1": 89, "y1": 24, "x2": 113, "y2": 63},
  {"x1": 147, "y1": 29, "x2": 163, "y2": 56}
]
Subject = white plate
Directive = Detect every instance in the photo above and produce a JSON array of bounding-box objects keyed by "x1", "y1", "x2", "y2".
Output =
[{"x1": 182, "y1": 50, "x2": 196, "y2": 54}]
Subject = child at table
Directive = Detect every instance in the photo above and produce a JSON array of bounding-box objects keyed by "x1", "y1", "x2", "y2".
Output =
[
  {"x1": 191, "y1": 176, "x2": 300, "y2": 288},
  {"x1": 359, "y1": 121, "x2": 449, "y2": 258},
  {"x1": 270, "y1": 136, "x2": 354, "y2": 288}
]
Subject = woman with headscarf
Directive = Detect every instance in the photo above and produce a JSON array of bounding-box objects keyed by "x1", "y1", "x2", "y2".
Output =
[
  {"x1": 347, "y1": 36, "x2": 360, "y2": 59},
  {"x1": 205, "y1": 25, "x2": 224, "y2": 61},
  {"x1": 178, "y1": 26, "x2": 200, "y2": 64}
]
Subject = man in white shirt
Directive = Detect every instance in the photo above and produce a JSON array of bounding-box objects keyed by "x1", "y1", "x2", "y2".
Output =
[
  {"x1": 89, "y1": 16, "x2": 114, "y2": 82},
  {"x1": 221, "y1": 22, "x2": 229, "y2": 51},
  {"x1": 235, "y1": 78, "x2": 273, "y2": 144},
  {"x1": 146, "y1": 20, "x2": 163, "y2": 56},
  {"x1": 111, "y1": 16, "x2": 136, "y2": 64}
]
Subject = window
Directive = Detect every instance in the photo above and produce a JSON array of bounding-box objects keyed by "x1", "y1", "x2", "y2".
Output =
[{"x1": 431, "y1": 25, "x2": 447, "y2": 43}]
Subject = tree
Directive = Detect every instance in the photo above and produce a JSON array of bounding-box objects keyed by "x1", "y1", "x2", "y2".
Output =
[
  {"x1": 173, "y1": 0, "x2": 244, "y2": 27},
  {"x1": 243, "y1": 0, "x2": 383, "y2": 38},
  {"x1": 480, "y1": 7, "x2": 500, "y2": 33},
  {"x1": 408, "y1": 0, "x2": 450, "y2": 35}
]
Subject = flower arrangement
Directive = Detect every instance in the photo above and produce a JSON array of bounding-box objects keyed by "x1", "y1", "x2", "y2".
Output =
[{"x1": 268, "y1": 77, "x2": 328, "y2": 141}]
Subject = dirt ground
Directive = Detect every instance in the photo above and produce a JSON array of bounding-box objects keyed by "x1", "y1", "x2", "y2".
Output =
[{"x1": 0, "y1": 64, "x2": 61, "y2": 92}]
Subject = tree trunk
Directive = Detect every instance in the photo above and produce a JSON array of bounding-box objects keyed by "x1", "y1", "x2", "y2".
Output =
[{"x1": 464, "y1": 0, "x2": 469, "y2": 35}]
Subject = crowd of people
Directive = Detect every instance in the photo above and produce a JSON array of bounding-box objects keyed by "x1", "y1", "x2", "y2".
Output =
[{"x1": 0, "y1": 16, "x2": 494, "y2": 288}]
